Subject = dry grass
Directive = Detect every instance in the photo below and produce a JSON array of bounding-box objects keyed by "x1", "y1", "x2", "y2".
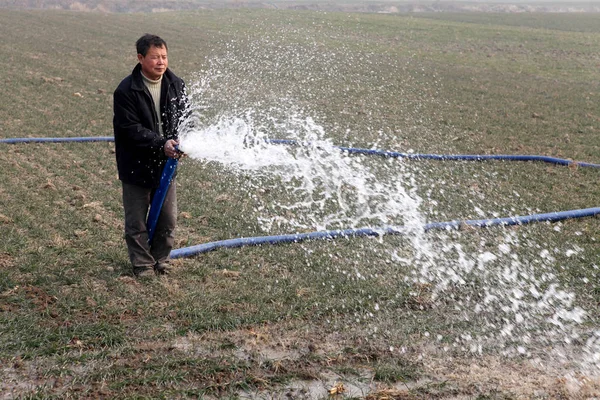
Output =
[{"x1": 1, "y1": 7, "x2": 600, "y2": 399}]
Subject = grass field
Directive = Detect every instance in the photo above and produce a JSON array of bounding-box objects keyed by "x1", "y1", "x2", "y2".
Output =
[{"x1": 1, "y1": 8, "x2": 600, "y2": 399}]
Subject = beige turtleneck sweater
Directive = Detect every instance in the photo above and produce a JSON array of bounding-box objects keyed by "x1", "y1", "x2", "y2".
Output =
[{"x1": 141, "y1": 73, "x2": 164, "y2": 136}]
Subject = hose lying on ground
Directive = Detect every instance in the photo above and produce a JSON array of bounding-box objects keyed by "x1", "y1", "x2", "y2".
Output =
[
  {"x1": 169, "y1": 207, "x2": 600, "y2": 258},
  {"x1": 2, "y1": 135, "x2": 599, "y2": 258}
]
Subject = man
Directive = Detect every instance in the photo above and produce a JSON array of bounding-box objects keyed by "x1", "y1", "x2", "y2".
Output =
[{"x1": 113, "y1": 34, "x2": 187, "y2": 277}]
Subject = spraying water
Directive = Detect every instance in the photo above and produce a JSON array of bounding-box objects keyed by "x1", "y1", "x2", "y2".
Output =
[
  {"x1": 180, "y1": 111, "x2": 426, "y2": 235},
  {"x1": 179, "y1": 109, "x2": 599, "y2": 373},
  {"x1": 177, "y1": 32, "x2": 600, "y2": 379}
]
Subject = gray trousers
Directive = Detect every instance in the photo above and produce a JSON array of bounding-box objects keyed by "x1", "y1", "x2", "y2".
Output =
[{"x1": 121, "y1": 180, "x2": 177, "y2": 270}]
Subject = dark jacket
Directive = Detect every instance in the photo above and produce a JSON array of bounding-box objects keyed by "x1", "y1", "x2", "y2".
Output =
[{"x1": 113, "y1": 63, "x2": 187, "y2": 188}]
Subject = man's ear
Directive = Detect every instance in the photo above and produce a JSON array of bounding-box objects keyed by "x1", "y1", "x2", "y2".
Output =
[{"x1": 137, "y1": 54, "x2": 144, "y2": 63}]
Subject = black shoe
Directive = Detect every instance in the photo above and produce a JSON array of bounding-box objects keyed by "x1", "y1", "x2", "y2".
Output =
[{"x1": 154, "y1": 262, "x2": 170, "y2": 276}]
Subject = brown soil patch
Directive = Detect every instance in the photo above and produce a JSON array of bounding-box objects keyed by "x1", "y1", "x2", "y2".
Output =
[{"x1": 0, "y1": 252, "x2": 15, "y2": 269}]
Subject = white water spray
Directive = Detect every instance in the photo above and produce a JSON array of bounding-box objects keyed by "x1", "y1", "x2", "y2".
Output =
[
  {"x1": 180, "y1": 106, "x2": 599, "y2": 372},
  {"x1": 180, "y1": 110, "x2": 427, "y2": 236},
  {"x1": 176, "y1": 35, "x2": 600, "y2": 376}
]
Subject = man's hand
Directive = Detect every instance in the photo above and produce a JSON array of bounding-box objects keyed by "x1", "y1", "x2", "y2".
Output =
[{"x1": 164, "y1": 139, "x2": 182, "y2": 159}]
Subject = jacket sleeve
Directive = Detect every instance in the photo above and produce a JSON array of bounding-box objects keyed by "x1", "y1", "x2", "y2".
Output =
[{"x1": 113, "y1": 86, "x2": 167, "y2": 150}]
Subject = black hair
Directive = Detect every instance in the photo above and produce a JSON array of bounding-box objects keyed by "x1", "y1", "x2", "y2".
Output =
[{"x1": 136, "y1": 34, "x2": 168, "y2": 56}]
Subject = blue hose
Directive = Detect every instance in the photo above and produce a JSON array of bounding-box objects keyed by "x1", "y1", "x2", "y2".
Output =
[
  {"x1": 170, "y1": 207, "x2": 600, "y2": 258},
  {"x1": 0, "y1": 136, "x2": 114, "y2": 144},
  {"x1": 267, "y1": 139, "x2": 600, "y2": 168},
  {"x1": 147, "y1": 157, "x2": 178, "y2": 243},
  {"x1": 2, "y1": 135, "x2": 599, "y2": 168},
  {"x1": 2, "y1": 135, "x2": 599, "y2": 259}
]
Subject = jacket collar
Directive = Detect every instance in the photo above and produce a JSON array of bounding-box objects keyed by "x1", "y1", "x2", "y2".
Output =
[{"x1": 130, "y1": 63, "x2": 174, "y2": 91}]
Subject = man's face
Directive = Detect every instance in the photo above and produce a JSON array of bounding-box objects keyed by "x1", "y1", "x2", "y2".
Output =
[{"x1": 138, "y1": 45, "x2": 168, "y2": 80}]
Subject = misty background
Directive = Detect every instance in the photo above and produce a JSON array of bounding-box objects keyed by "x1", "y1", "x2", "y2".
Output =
[{"x1": 3, "y1": 0, "x2": 600, "y2": 13}]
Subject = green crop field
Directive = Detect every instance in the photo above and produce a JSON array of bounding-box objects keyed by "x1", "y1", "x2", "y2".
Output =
[{"x1": 1, "y1": 8, "x2": 600, "y2": 399}]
